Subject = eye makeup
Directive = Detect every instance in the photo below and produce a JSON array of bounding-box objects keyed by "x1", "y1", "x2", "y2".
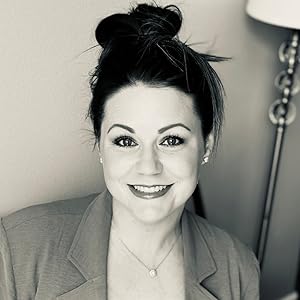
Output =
[
  {"x1": 112, "y1": 135, "x2": 138, "y2": 148},
  {"x1": 111, "y1": 133, "x2": 186, "y2": 149},
  {"x1": 160, "y1": 134, "x2": 185, "y2": 147}
]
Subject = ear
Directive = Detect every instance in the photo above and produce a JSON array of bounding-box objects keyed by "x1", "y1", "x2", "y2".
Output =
[
  {"x1": 204, "y1": 133, "x2": 214, "y2": 157},
  {"x1": 200, "y1": 133, "x2": 214, "y2": 166},
  {"x1": 97, "y1": 142, "x2": 103, "y2": 164}
]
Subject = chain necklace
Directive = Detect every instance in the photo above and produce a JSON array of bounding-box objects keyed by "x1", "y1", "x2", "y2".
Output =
[{"x1": 111, "y1": 220, "x2": 182, "y2": 278}]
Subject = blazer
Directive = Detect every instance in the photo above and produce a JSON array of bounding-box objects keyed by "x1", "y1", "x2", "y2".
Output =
[{"x1": 0, "y1": 189, "x2": 260, "y2": 300}]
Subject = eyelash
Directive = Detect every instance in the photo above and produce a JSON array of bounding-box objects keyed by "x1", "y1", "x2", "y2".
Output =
[
  {"x1": 112, "y1": 135, "x2": 185, "y2": 148},
  {"x1": 161, "y1": 135, "x2": 185, "y2": 147},
  {"x1": 113, "y1": 135, "x2": 137, "y2": 148}
]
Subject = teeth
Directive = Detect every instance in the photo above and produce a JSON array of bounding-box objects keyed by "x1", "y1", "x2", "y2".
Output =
[{"x1": 133, "y1": 185, "x2": 167, "y2": 193}]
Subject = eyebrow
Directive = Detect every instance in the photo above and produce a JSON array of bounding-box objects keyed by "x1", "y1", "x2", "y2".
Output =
[
  {"x1": 158, "y1": 123, "x2": 191, "y2": 134},
  {"x1": 107, "y1": 123, "x2": 191, "y2": 134}
]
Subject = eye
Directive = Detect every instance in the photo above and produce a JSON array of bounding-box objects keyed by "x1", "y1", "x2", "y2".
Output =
[
  {"x1": 160, "y1": 135, "x2": 185, "y2": 147},
  {"x1": 113, "y1": 135, "x2": 138, "y2": 148}
]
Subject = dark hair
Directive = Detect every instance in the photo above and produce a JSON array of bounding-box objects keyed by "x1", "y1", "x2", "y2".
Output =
[{"x1": 88, "y1": 3, "x2": 227, "y2": 153}]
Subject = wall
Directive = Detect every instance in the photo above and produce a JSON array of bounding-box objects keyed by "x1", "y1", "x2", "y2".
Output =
[{"x1": 0, "y1": 0, "x2": 298, "y2": 298}]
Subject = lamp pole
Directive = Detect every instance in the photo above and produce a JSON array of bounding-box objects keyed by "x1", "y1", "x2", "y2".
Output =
[{"x1": 256, "y1": 30, "x2": 299, "y2": 266}]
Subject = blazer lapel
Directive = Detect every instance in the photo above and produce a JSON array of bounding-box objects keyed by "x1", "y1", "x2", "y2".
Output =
[
  {"x1": 181, "y1": 209, "x2": 218, "y2": 300},
  {"x1": 56, "y1": 275, "x2": 106, "y2": 300},
  {"x1": 186, "y1": 281, "x2": 219, "y2": 300},
  {"x1": 56, "y1": 189, "x2": 112, "y2": 300}
]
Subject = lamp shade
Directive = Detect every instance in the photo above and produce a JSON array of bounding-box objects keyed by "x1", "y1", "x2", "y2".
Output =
[{"x1": 246, "y1": 0, "x2": 300, "y2": 30}]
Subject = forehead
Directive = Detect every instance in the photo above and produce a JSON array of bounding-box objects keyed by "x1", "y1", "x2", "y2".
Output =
[{"x1": 103, "y1": 83, "x2": 200, "y2": 130}]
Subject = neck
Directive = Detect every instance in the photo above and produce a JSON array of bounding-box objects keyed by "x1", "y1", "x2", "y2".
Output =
[{"x1": 111, "y1": 199, "x2": 184, "y2": 268}]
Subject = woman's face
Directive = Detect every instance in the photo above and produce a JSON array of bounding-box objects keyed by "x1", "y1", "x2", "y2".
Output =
[{"x1": 99, "y1": 82, "x2": 205, "y2": 224}]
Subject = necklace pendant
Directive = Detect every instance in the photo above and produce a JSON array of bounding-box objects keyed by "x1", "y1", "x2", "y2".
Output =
[{"x1": 149, "y1": 269, "x2": 157, "y2": 278}]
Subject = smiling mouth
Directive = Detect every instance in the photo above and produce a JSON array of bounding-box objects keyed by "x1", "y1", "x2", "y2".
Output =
[{"x1": 128, "y1": 184, "x2": 173, "y2": 199}]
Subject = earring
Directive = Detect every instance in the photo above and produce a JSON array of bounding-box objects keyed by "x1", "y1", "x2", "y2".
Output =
[
  {"x1": 201, "y1": 156, "x2": 209, "y2": 165},
  {"x1": 97, "y1": 145, "x2": 103, "y2": 164},
  {"x1": 98, "y1": 151, "x2": 103, "y2": 164}
]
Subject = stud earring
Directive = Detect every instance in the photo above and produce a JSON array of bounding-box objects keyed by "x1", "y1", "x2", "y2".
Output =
[
  {"x1": 98, "y1": 151, "x2": 103, "y2": 164},
  {"x1": 201, "y1": 156, "x2": 209, "y2": 165}
]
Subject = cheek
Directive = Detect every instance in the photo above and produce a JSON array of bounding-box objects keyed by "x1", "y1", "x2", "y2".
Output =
[
  {"x1": 162, "y1": 148, "x2": 200, "y2": 179},
  {"x1": 102, "y1": 147, "x2": 136, "y2": 179}
]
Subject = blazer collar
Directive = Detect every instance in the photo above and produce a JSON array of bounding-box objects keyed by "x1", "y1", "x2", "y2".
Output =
[
  {"x1": 67, "y1": 189, "x2": 112, "y2": 280},
  {"x1": 59, "y1": 189, "x2": 217, "y2": 299},
  {"x1": 181, "y1": 209, "x2": 218, "y2": 299},
  {"x1": 181, "y1": 209, "x2": 217, "y2": 283}
]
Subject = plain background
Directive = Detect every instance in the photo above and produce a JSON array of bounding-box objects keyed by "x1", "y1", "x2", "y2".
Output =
[{"x1": 0, "y1": 0, "x2": 299, "y2": 299}]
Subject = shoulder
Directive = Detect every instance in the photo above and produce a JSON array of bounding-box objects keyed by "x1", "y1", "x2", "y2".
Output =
[
  {"x1": 0, "y1": 193, "x2": 99, "y2": 253},
  {"x1": 0, "y1": 193, "x2": 100, "y2": 298},
  {"x1": 1, "y1": 193, "x2": 98, "y2": 231}
]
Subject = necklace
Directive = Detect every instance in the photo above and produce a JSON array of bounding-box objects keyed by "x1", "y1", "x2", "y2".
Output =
[{"x1": 111, "y1": 220, "x2": 181, "y2": 278}]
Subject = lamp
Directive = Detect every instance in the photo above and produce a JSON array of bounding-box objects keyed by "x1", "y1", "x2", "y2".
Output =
[
  {"x1": 246, "y1": 0, "x2": 300, "y2": 267},
  {"x1": 247, "y1": 0, "x2": 300, "y2": 29}
]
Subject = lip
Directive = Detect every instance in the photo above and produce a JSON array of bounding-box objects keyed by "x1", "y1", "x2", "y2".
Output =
[{"x1": 128, "y1": 184, "x2": 173, "y2": 200}]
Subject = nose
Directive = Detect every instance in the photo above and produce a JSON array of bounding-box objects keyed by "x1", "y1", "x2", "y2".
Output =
[{"x1": 135, "y1": 146, "x2": 163, "y2": 175}]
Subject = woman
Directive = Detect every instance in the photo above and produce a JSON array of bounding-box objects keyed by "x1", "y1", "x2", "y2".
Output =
[{"x1": 0, "y1": 3, "x2": 260, "y2": 300}]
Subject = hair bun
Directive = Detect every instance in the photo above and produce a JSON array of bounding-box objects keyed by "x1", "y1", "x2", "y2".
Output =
[
  {"x1": 130, "y1": 4, "x2": 182, "y2": 38},
  {"x1": 95, "y1": 14, "x2": 139, "y2": 47},
  {"x1": 95, "y1": 4, "x2": 182, "y2": 47}
]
